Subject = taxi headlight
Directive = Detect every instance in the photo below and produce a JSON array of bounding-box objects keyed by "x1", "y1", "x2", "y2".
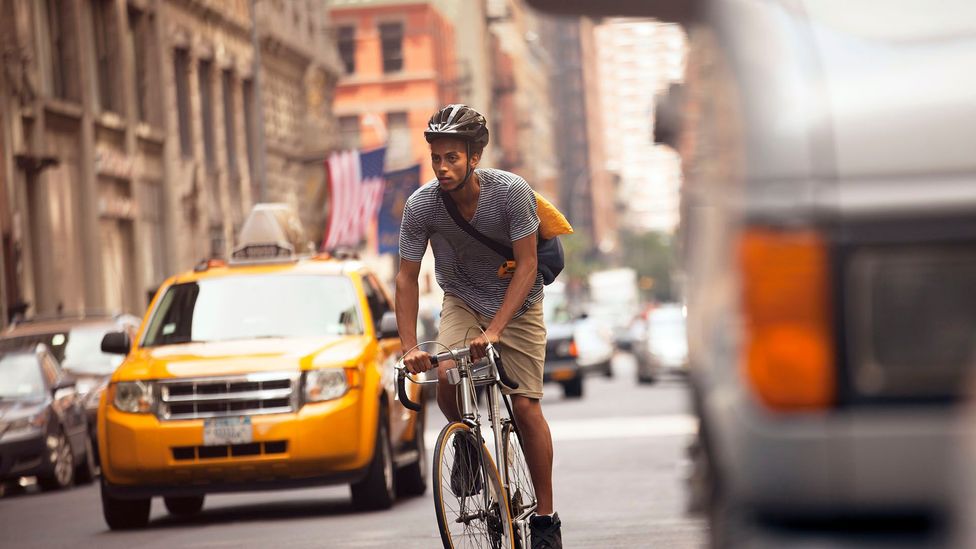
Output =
[
  {"x1": 112, "y1": 381, "x2": 155, "y2": 413},
  {"x1": 304, "y1": 369, "x2": 348, "y2": 403}
]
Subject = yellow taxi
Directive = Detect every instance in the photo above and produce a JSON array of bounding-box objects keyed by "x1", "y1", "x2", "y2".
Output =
[{"x1": 96, "y1": 205, "x2": 425, "y2": 529}]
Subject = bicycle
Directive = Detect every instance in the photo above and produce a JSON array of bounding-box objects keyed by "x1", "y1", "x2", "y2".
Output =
[{"x1": 397, "y1": 342, "x2": 538, "y2": 549}]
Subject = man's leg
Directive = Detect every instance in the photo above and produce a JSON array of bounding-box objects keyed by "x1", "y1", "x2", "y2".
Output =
[
  {"x1": 436, "y1": 361, "x2": 461, "y2": 422},
  {"x1": 434, "y1": 296, "x2": 483, "y2": 423},
  {"x1": 511, "y1": 395, "x2": 554, "y2": 515}
]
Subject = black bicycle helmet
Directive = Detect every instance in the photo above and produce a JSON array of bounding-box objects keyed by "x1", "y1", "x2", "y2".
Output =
[{"x1": 424, "y1": 104, "x2": 489, "y2": 148}]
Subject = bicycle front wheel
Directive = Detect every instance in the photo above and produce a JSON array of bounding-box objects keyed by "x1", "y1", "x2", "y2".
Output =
[{"x1": 433, "y1": 422, "x2": 514, "y2": 549}]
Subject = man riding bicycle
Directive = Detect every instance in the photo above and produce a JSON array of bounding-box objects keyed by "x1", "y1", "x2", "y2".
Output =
[{"x1": 395, "y1": 104, "x2": 563, "y2": 549}]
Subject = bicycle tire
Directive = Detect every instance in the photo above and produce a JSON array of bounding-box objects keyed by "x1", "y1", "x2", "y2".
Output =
[
  {"x1": 501, "y1": 420, "x2": 537, "y2": 525},
  {"x1": 433, "y1": 421, "x2": 515, "y2": 549}
]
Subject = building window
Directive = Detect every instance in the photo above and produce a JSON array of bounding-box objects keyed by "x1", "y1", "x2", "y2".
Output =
[
  {"x1": 379, "y1": 22, "x2": 403, "y2": 73},
  {"x1": 128, "y1": 6, "x2": 156, "y2": 124},
  {"x1": 338, "y1": 115, "x2": 360, "y2": 150},
  {"x1": 198, "y1": 59, "x2": 215, "y2": 169},
  {"x1": 173, "y1": 49, "x2": 192, "y2": 157},
  {"x1": 338, "y1": 25, "x2": 355, "y2": 75},
  {"x1": 91, "y1": 0, "x2": 121, "y2": 113},
  {"x1": 42, "y1": 0, "x2": 78, "y2": 101},
  {"x1": 386, "y1": 111, "x2": 411, "y2": 168},
  {"x1": 223, "y1": 70, "x2": 239, "y2": 184}
]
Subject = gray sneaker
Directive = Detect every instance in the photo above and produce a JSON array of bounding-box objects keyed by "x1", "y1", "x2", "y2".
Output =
[{"x1": 530, "y1": 513, "x2": 563, "y2": 549}]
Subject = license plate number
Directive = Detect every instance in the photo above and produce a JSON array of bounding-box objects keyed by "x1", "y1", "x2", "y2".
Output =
[{"x1": 203, "y1": 417, "x2": 253, "y2": 445}]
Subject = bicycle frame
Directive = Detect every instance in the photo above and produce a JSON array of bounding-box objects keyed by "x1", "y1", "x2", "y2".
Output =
[{"x1": 397, "y1": 344, "x2": 536, "y2": 547}]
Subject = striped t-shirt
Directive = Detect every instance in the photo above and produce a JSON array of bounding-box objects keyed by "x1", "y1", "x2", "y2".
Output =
[{"x1": 399, "y1": 168, "x2": 544, "y2": 319}]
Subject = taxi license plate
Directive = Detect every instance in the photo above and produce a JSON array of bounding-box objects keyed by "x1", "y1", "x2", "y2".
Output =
[{"x1": 203, "y1": 417, "x2": 253, "y2": 445}]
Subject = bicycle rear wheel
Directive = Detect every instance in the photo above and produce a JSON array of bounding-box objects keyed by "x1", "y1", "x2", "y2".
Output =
[
  {"x1": 433, "y1": 422, "x2": 514, "y2": 549},
  {"x1": 501, "y1": 420, "x2": 537, "y2": 524}
]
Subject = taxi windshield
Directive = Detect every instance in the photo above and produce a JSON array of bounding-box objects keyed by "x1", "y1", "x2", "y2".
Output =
[{"x1": 141, "y1": 274, "x2": 363, "y2": 347}]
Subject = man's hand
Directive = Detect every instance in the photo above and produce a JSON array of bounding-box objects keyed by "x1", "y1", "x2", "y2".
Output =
[
  {"x1": 469, "y1": 329, "x2": 501, "y2": 362},
  {"x1": 403, "y1": 348, "x2": 434, "y2": 375}
]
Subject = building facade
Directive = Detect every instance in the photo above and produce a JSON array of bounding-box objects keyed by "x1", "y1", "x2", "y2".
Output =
[
  {"x1": 0, "y1": 0, "x2": 340, "y2": 326},
  {"x1": 539, "y1": 14, "x2": 616, "y2": 256},
  {"x1": 486, "y1": 0, "x2": 558, "y2": 202},
  {"x1": 328, "y1": 0, "x2": 460, "y2": 172},
  {"x1": 594, "y1": 18, "x2": 686, "y2": 234}
]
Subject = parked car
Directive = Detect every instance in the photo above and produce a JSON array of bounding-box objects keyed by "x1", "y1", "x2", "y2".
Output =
[
  {"x1": 0, "y1": 345, "x2": 96, "y2": 490},
  {"x1": 635, "y1": 304, "x2": 688, "y2": 384},
  {"x1": 96, "y1": 204, "x2": 426, "y2": 529},
  {"x1": 1, "y1": 314, "x2": 141, "y2": 464},
  {"x1": 543, "y1": 282, "x2": 585, "y2": 398},
  {"x1": 543, "y1": 321, "x2": 584, "y2": 399},
  {"x1": 573, "y1": 314, "x2": 615, "y2": 378}
]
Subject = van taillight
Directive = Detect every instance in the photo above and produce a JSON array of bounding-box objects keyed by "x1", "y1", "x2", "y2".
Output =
[{"x1": 739, "y1": 228, "x2": 834, "y2": 411}]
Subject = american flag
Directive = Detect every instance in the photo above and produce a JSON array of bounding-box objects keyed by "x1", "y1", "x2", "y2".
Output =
[{"x1": 322, "y1": 147, "x2": 387, "y2": 250}]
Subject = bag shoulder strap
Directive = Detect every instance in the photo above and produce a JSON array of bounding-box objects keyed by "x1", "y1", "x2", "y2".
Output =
[{"x1": 440, "y1": 191, "x2": 514, "y2": 260}]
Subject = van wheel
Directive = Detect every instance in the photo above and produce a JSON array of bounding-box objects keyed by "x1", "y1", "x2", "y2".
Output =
[
  {"x1": 396, "y1": 409, "x2": 427, "y2": 497},
  {"x1": 101, "y1": 480, "x2": 150, "y2": 530},
  {"x1": 165, "y1": 495, "x2": 205, "y2": 516},
  {"x1": 351, "y1": 416, "x2": 396, "y2": 510}
]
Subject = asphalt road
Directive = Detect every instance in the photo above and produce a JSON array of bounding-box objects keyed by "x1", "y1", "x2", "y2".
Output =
[{"x1": 0, "y1": 354, "x2": 706, "y2": 548}]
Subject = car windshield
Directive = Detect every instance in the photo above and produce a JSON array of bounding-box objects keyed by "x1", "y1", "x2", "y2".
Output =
[
  {"x1": 61, "y1": 327, "x2": 125, "y2": 375},
  {"x1": 0, "y1": 327, "x2": 123, "y2": 375},
  {"x1": 141, "y1": 274, "x2": 363, "y2": 347},
  {"x1": 0, "y1": 354, "x2": 43, "y2": 399}
]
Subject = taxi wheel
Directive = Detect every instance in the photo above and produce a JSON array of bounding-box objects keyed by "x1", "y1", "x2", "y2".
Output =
[
  {"x1": 165, "y1": 495, "x2": 205, "y2": 516},
  {"x1": 101, "y1": 480, "x2": 150, "y2": 530},
  {"x1": 351, "y1": 416, "x2": 396, "y2": 510},
  {"x1": 396, "y1": 409, "x2": 427, "y2": 497}
]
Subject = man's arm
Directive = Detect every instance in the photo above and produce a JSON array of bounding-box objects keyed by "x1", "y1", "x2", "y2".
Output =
[
  {"x1": 470, "y1": 232, "x2": 538, "y2": 360},
  {"x1": 395, "y1": 257, "x2": 433, "y2": 373}
]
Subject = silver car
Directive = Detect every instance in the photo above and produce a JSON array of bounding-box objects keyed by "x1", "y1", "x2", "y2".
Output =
[{"x1": 529, "y1": 0, "x2": 976, "y2": 546}]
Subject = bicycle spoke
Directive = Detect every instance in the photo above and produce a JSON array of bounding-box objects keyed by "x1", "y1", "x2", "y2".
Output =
[
  {"x1": 503, "y1": 422, "x2": 537, "y2": 523},
  {"x1": 434, "y1": 423, "x2": 513, "y2": 549}
]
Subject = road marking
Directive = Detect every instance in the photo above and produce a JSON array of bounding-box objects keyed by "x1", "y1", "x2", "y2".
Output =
[
  {"x1": 548, "y1": 414, "x2": 697, "y2": 442},
  {"x1": 425, "y1": 414, "x2": 696, "y2": 448}
]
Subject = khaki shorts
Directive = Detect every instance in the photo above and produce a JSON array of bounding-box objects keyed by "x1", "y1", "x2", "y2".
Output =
[{"x1": 437, "y1": 294, "x2": 547, "y2": 399}]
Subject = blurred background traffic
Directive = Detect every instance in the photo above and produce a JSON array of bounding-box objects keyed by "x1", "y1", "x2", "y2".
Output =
[{"x1": 0, "y1": 0, "x2": 974, "y2": 548}]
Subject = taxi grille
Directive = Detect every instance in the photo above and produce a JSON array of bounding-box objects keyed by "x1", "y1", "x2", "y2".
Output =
[
  {"x1": 157, "y1": 373, "x2": 300, "y2": 420},
  {"x1": 171, "y1": 441, "x2": 288, "y2": 461}
]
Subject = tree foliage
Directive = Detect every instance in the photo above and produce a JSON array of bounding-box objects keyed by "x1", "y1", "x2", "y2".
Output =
[{"x1": 618, "y1": 230, "x2": 675, "y2": 302}]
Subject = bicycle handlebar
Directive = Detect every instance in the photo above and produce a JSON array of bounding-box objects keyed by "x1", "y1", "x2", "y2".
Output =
[
  {"x1": 396, "y1": 368, "x2": 422, "y2": 412},
  {"x1": 428, "y1": 346, "x2": 520, "y2": 390},
  {"x1": 395, "y1": 344, "x2": 521, "y2": 412}
]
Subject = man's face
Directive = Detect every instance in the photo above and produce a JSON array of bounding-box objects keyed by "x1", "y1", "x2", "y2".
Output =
[{"x1": 430, "y1": 138, "x2": 478, "y2": 191}]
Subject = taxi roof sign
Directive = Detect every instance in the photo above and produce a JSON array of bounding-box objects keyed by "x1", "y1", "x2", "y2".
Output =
[{"x1": 232, "y1": 203, "x2": 313, "y2": 261}]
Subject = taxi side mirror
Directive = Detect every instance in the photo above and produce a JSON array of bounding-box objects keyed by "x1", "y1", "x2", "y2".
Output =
[
  {"x1": 101, "y1": 331, "x2": 131, "y2": 355},
  {"x1": 377, "y1": 311, "x2": 399, "y2": 340}
]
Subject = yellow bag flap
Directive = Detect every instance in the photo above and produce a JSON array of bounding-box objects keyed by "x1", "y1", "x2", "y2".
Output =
[{"x1": 535, "y1": 192, "x2": 574, "y2": 240}]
